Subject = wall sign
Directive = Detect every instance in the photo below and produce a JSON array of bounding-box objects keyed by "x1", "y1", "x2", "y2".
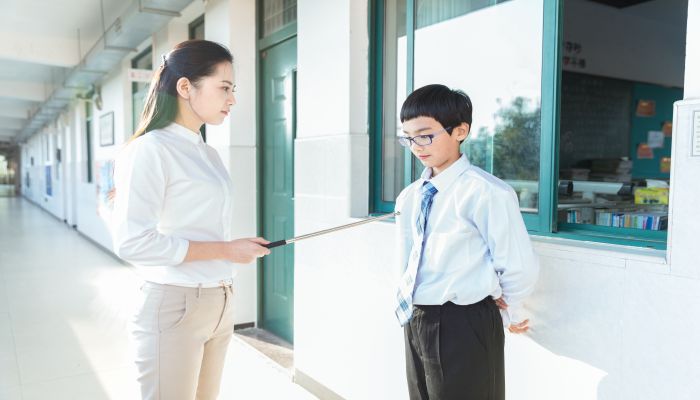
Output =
[{"x1": 692, "y1": 110, "x2": 700, "y2": 157}]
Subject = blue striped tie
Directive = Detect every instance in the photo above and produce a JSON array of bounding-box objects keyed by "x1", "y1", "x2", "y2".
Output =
[{"x1": 395, "y1": 181, "x2": 438, "y2": 326}]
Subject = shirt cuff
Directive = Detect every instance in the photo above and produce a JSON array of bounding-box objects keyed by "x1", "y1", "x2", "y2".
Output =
[
  {"x1": 499, "y1": 308, "x2": 510, "y2": 328},
  {"x1": 173, "y1": 238, "x2": 190, "y2": 265},
  {"x1": 506, "y1": 303, "x2": 526, "y2": 326}
]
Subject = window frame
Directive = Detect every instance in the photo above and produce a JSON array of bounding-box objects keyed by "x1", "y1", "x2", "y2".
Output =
[
  {"x1": 369, "y1": 0, "x2": 668, "y2": 250},
  {"x1": 189, "y1": 14, "x2": 205, "y2": 40},
  {"x1": 85, "y1": 102, "x2": 93, "y2": 184}
]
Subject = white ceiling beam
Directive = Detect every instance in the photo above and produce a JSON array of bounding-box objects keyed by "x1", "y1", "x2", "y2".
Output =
[
  {"x1": 0, "y1": 81, "x2": 50, "y2": 103},
  {"x1": 0, "y1": 32, "x2": 80, "y2": 68},
  {"x1": 0, "y1": 129, "x2": 19, "y2": 139},
  {"x1": 0, "y1": 118, "x2": 25, "y2": 130},
  {"x1": 0, "y1": 107, "x2": 31, "y2": 120}
]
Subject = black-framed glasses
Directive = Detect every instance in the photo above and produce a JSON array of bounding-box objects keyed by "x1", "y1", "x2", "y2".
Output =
[{"x1": 397, "y1": 127, "x2": 452, "y2": 147}]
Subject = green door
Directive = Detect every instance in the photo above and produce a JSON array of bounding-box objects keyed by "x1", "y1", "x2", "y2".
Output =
[{"x1": 261, "y1": 36, "x2": 296, "y2": 343}]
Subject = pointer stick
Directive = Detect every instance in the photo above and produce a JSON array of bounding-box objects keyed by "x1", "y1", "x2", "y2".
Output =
[{"x1": 263, "y1": 211, "x2": 399, "y2": 249}]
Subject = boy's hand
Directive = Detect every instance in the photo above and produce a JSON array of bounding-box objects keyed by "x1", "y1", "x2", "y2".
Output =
[
  {"x1": 494, "y1": 296, "x2": 508, "y2": 310},
  {"x1": 508, "y1": 319, "x2": 530, "y2": 334},
  {"x1": 493, "y1": 296, "x2": 530, "y2": 334}
]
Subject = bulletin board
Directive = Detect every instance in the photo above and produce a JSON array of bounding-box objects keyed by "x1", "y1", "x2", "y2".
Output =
[{"x1": 629, "y1": 82, "x2": 683, "y2": 179}]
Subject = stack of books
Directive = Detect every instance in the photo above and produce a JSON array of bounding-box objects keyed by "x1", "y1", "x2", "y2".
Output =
[
  {"x1": 565, "y1": 208, "x2": 594, "y2": 224},
  {"x1": 594, "y1": 210, "x2": 668, "y2": 230}
]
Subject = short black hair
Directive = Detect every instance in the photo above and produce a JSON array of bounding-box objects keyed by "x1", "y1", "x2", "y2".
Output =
[{"x1": 400, "y1": 84, "x2": 473, "y2": 142}]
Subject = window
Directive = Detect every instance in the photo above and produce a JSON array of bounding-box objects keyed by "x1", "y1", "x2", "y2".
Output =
[
  {"x1": 262, "y1": 0, "x2": 297, "y2": 37},
  {"x1": 371, "y1": 0, "x2": 555, "y2": 232},
  {"x1": 85, "y1": 103, "x2": 93, "y2": 183},
  {"x1": 189, "y1": 15, "x2": 205, "y2": 40},
  {"x1": 554, "y1": 0, "x2": 687, "y2": 248},
  {"x1": 189, "y1": 15, "x2": 207, "y2": 142},
  {"x1": 131, "y1": 46, "x2": 153, "y2": 132},
  {"x1": 371, "y1": 0, "x2": 679, "y2": 249}
]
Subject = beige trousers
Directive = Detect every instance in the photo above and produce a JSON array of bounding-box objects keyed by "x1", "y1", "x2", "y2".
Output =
[{"x1": 131, "y1": 282, "x2": 234, "y2": 400}]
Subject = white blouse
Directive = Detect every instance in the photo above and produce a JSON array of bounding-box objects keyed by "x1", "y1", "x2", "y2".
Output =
[{"x1": 111, "y1": 123, "x2": 235, "y2": 287}]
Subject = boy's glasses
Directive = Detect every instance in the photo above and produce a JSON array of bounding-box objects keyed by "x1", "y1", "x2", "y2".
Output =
[{"x1": 397, "y1": 127, "x2": 452, "y2": 147}]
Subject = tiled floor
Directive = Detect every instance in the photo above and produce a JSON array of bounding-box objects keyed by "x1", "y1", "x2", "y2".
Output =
[{"x1": 0, "y1": 197, "x2": 317, "y2": 400}]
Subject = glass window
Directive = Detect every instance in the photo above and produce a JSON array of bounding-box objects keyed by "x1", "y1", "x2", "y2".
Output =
[
  {"x1": 131, "y1": 47, "x2": 153, "y2": 132},
  {"x1": 85, "y1": 103, "x2": 93, "y2": 184},
  {"x1": 371, "y1": 0, "x2": 684, "y2": 249},
  {"x1": 380, "y1": 0, "x2": 407, "y2": 203},
  {"x1": 556, "y1": 0, "x2": 687, "y2": 242},
  {"x1": 189, "y1": 15, "x2": 205, "y2": 40},
  {"x1": 414, "y1": 0, "x2": 543, "y2": 213},
  {"x1": 189, "y1": 16, "x2": 207, "y2": 141},
  {"x1": 376, "y1": 0, "x2": 544, "y2": 213},
  {"x1": 262, "y1": 0, "x2": 297, "y2": 37}
]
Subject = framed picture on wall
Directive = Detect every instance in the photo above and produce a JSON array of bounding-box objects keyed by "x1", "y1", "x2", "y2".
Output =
[{"x1": 99, "y1": 111, "x2": 114, "y2": 146}]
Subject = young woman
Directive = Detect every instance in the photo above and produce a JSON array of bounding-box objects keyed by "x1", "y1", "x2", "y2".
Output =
[{"x1": 112, "y1": 39, "x2": 270, "y2": 400}]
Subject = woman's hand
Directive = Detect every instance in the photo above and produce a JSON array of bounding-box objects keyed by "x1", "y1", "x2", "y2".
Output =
[
  {"x1": 184, "y1": 237, "x2": 271, "y2": 263},
  {"x1": 222, "y1": 237, "x2": 271, "y2": 264}
]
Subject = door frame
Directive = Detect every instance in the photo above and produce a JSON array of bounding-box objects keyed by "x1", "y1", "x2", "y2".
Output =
[{"x1": 255, "y1": 15, "x2": 298, "y2": 338}]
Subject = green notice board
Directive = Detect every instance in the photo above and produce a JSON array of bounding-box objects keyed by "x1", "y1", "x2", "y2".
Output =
[{"x1": 629, "y1": 83, "x2": 683, "y2": 180}]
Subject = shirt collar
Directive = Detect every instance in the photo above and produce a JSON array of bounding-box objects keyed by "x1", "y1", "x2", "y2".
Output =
[
  {"x1": 163, "y1": 122, "x2": 204, "y2": 144},
  {"x1": 420, "y1": 153, "x2": 471, "y2": 193}
]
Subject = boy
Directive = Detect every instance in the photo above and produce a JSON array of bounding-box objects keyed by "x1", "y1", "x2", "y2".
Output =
[{"x1": 394, "y1": 84, "x2": 539, "y2": 400}]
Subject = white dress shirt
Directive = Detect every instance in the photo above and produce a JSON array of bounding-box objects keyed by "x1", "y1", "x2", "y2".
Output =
[
  {"x1": 395, "y1": 154, "x2": 539, "y2": 324},
  {"x1": 112, "y1": 123, "x2": 235, "y2": 287}
]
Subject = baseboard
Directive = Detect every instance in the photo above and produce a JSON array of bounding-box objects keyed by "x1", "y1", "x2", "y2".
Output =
[
  {"x1": 233, "y1": 322, "x2": 255, "y2": 330},
  {"x1": 294, "y1": 368, "x2": 345, "y2": 400}
]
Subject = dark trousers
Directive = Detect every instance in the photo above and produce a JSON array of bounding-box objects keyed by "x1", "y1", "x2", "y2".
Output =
[{"x1": 404, "y1": 298, "x2": 505, "y2": 400}]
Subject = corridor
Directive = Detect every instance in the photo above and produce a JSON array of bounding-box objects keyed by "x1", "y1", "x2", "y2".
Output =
[{"x1": 0, "y1": 197, "x2": 316, "y2": 400}]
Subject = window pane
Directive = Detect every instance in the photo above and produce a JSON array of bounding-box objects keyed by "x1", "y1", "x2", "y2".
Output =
[
  {"x1": 131, "y1": 47, "x2": 152, "y2": 132},
  {"x1": 190, "y1": 17, "x2": 205, "y2": 40},
  {"x1": 381, "y1": 0, "x2": 407, "y2": 202},
  {"x1": 262, "y1": 0, "x2": 297, "y2": 37},
  {"x1": 413, "y1": 0, "x2": 543, "y2": 212},
  {"x1": 557, "y1": 0, "x2": 687, "y2": 234}
]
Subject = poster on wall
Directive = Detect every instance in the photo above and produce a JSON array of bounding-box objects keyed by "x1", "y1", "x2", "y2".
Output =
[
  {"x1": 647, "y1": 130, "x2": 664, "y2": 149},
  {"x1": 662, "y1": 121, "x2": 673, "y2": 137},
  {"x1": 635, "y1": 100, "x2": 656, "y2": 117},
  {"x1": 636, "y1": 143, "x2": 654, "y2": 159},
  {"x1": 45, "y1": 165, "x2": 52, "y2": 196},
  {"x1": 95, "y1": 160, "x2": 115, "y2": 219}
]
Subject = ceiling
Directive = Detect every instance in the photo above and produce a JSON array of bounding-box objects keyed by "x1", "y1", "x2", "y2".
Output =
[
  {"x1": 0, "y1": 0, "x2": 194, "y2": 153},
  {"x1": 586, "y1": 0, "x2": 653, "y2": 7},
  {"x1": 0, "y1": 0, "x2": 130, "y2": 147},
  {"x1": 585, "y1": 0, "x2": 689, "y2": 26}
]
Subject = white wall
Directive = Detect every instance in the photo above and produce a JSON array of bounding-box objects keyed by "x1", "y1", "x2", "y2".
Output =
[
  {"x1": 296, "y1": 1, "x2": 400, "y2": 398},
  {"x1": 203, "y1": 0, "x2": 259, "y2": 326},
  {"x1": 73, "y1": 66, "x2": 126, "y2": 250}
]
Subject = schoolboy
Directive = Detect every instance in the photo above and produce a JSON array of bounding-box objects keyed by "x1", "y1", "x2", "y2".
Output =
[{"x1": 394, "y1": 84, "x2": 539, "y2": 400}]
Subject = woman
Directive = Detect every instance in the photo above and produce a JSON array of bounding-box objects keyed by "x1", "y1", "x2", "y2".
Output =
[{"x1": 112, "y1": 39, "x2": 270, "y2": 400}]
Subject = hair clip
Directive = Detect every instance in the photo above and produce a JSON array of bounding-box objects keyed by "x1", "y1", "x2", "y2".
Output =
[{"x1": 161, "y1": 54, "x2": 167, "y2": 66}]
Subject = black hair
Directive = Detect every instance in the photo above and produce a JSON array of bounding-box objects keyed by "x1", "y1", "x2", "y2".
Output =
[
  {"x1": 131, "y1": 39, "x2": 233, "y2": 141},
  {"x1": 400, "y1": 84, "x2": 473, "y2": 142}
]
